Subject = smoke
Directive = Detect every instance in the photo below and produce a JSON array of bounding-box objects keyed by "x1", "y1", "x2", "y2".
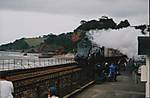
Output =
[{"x1": 88, "y1": 27, "x2": 149, "y2": 58}]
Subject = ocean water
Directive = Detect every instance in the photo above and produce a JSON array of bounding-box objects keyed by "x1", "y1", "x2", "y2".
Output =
[{"x1": 0, "y1": 51, "x2": 39, "y2": 60}]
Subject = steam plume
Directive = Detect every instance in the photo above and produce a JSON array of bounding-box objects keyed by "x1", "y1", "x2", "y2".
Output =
[{"x1": 88, "y1": 27, "x2": 148, "y2": 58}]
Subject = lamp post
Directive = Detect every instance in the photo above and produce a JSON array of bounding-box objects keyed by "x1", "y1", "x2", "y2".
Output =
[
  {"x1": 146, "y1": 55, "x2": 150, "y2": 98},
  {"x1": 146, "y1": 25, "x2": 150, "y2": 98},
  {"x1": 145, "y1": 5, "x2": 150, "y2": 97}
]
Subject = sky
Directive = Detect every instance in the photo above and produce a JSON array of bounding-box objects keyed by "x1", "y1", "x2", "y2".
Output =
[{"x1": 0, "y1": 0, "x2": 149, "y2": 45}]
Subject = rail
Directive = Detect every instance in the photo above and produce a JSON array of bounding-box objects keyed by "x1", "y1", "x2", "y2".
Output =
[{"x1": 0, "y1": 57, "x2": 75, "y2": 71}]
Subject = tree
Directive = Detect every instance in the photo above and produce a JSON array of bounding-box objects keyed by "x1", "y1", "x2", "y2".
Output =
[
  {"x1": 74, "y1": 16, "x2": 117, "y2": 32},
  {"x1": 134, "y1": 24, "x2": 147, "y2": 34},
  {"x1": 117, "y1": 20, "x2": 130, "y2": 29},
  {"x1": 44, "y1": 34, "x2": 57, "y2": 44},
  {"x1": 80, "y1": 20, "x2": 87, "y2": 25}
]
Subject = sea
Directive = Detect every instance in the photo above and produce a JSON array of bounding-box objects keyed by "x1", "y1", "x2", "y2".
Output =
[{"x1": 0, "y1": 51, "x2": 39, "y2": 60}]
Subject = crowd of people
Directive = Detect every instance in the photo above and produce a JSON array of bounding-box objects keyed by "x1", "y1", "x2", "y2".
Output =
[{"x1": 95, "y1": 62, "x2": 125, "y2": 82}]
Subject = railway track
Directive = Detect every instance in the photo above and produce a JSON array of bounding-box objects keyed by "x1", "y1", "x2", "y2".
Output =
[{"x1": 6, "y1": 63, "x2": 79, "y2": 81}]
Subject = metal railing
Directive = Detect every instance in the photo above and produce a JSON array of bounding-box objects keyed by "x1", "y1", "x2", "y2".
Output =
[{"x1": 0, "y1": 57, "x2": 75, "y2": 71}]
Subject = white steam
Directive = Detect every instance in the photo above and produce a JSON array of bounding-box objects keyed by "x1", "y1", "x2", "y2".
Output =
[{"x1": 88, "y1": 27, "x2": 148, "y2": 58}]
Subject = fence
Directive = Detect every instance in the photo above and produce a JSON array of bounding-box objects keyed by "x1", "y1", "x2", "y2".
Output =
[{"x1": 0, "y1": 57, "x2": 75, "y2": 71}]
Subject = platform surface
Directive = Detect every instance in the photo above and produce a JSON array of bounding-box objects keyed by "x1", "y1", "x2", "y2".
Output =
[{"x1": 75, "y1": 72, "x2": 145, "y2": 98}]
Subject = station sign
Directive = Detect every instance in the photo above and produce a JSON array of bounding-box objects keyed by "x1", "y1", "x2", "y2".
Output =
[{"x1": 138, "y1": 36, "x2": 150, "y2": 55}]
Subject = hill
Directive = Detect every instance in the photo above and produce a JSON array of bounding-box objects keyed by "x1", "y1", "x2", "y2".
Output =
[{"x1": 0, "y1": 38, "x2": 44, "y2": 52}]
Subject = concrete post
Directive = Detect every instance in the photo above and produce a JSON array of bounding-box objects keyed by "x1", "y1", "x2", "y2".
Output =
[{"x1": 146, "y1": 56, "x2": 150, "y2": 98}]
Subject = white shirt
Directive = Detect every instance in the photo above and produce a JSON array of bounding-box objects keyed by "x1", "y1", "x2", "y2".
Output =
[
  {"x1": 0, "y1": 80, "x2": 14, "y2": 98},
  {"x1": 48, "y1": 95, "x2": 59, "y2": 98},
  {"x1": 51, "y1": 96, "x2": 59, "y2": 98}
]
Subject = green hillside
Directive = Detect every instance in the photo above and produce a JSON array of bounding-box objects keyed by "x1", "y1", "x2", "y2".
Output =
[{"x1": 24, "y1": 38, "x2": 44, "y2": 47}]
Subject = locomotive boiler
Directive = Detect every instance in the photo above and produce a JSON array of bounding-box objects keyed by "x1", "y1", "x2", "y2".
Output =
[{"x1": 74, "y1": 38, "x2": 127, "y2": 65}]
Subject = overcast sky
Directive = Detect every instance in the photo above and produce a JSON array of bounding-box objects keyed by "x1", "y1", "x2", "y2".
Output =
[{"x1": 0, "y1": 0, "x2": 149, "y2": 45}]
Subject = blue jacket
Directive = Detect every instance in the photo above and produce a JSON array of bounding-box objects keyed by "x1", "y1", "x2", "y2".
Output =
[{"x1": 109, "y1": 64, "x2": 117, "y2": 76}]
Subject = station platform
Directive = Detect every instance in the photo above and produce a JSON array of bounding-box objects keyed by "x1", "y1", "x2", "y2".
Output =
[{"x1": 74, "y1": 71, "x2": 145, "y2": 98}]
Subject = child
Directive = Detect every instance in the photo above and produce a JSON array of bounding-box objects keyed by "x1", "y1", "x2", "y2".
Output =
[{"x1": 48, "y1": 86, "x2": 59, "y2": 98}]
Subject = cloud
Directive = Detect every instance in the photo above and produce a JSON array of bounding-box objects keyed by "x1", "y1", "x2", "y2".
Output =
[
  {"x1": 0, "y1": 10, "x2": 79, "y2": 44},
  {"x1": 0, "y1": 0, "x2": 148, "y2": 45},
  {"x1": 0, "y1": 0, "x2": 148, "y2": 17}
]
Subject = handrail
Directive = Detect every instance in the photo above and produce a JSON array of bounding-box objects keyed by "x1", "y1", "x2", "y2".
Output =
[{"x1": 0, "y1": 57, "x2": 75, "y2": 71}]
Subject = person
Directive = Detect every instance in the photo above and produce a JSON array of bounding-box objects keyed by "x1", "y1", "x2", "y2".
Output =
[
  {"x1": 48, "y1": 85, "x2": 59, "y2": 98},
  {"x1": 108, "y1": 63, "x2": 117, "y2": 81},
  {"x1": 0, "y1": 72, "x2": 14, "y2": 98},
  {"x1": 96, "y1": 64, "x2": 102, "y2": 75},
  {"x1": 104, "y1": 62, "x2": 109, "y2": 75}
]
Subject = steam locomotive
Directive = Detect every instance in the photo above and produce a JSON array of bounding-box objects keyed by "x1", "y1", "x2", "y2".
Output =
[{"x1": 74, "y1": 38, "x2": 127, "y2": 65}]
